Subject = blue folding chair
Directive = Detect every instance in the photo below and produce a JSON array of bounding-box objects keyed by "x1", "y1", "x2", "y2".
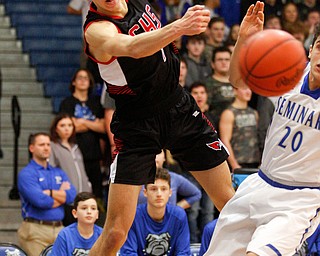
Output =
[
  {"x1": 39, "y1": 244, "x2": 53, "y2": 256},
  {"x1": 190, "y1": 243, "x2": 201, "y2": 256},
  {"x1": 0, "y1": 243, "x2": 27, "y2": 256},
  {"x1": 232, "y1": 168, "x2": 259, "y2": 190}
]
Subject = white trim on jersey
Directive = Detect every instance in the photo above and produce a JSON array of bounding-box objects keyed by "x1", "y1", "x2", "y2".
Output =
[{"x1": 98, "y1": 59, "x2": 127, "y2": 86}]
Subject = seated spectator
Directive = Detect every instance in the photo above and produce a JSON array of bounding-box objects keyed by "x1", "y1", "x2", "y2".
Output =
[
  {"x1": 49, "y1": 113, "x2": 92, "y2": 226},
  {"x1": 17, "y1": 133, "x2": 77, "y2": 256},
  {"x1": 51, "y1": 192, "x2": 102, "y2": 255},
  {"x1": 298, "y1": 0, "x2": 320, "y2": 22},
  {"x1": 199, "y1": 218, "x2": 218, "y2": 256},
  {"x1": 304, "y1": 8, "x2": 320, "y2": 50},
  {"x1": 183, "y1": 33, "x2": 211, "y2": 88},
  {"x1": 219, "y1": 86, "x2": 261, "y2": 171},
  {"x1": 204, "y1": 17, "x2": 227, "y2": 63},
  {"x1": 264, "y1": 14, "x2": 282, "y2": 30},
  {"x1": 205, "y1": 46, "x2": 234, "y2": 119},
  {"x1": 189, "y1": 82, "x2": 218, "y2": 129},
  {"x1": 179, "y1": 57, "x2": 189, "y2": 88},
  {"x1": 281, "y1": 2, "x2": 304, "y2": 32},
  {"x1": 225, "y1": 23, "x2": 240, "y2": 46},
  {"x1": 120, "y1": 168, "x2": 191, "y2": 255},
  {"x1": 138, "y1": 151, "x2": 201, "y2": 209}
]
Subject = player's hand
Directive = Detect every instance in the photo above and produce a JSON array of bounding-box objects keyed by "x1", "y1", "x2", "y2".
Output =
[
  {"x1": 239, "y1": 1, "x2": 264, "y2": 39},
  {"x1": 177, "y1": 5, "x2": 210, "y2": 36}
]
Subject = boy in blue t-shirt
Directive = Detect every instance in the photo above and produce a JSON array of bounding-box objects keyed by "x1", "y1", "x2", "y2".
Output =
[
  {"x1": 51, "y1": 192, "x2": 102, "y2": 255},
  {"x1": 120, "y1": 168, "x2": 191, "y2": 256}
]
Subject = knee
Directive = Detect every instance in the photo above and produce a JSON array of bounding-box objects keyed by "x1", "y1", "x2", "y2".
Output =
[{"x1": 106, "y1": 227, "x2": 127, "y2": 247}]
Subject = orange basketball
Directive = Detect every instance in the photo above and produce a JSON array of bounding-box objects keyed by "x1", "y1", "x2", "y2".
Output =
[{"x1": 239, "y1": 29, "x2": 307, "y2": 96}]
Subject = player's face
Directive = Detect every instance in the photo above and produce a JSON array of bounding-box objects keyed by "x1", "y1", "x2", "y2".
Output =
[
  {"x1": 144, "y1": 179, "x2": 172, "y2": 209},
  {"x1": 56, "y1": 118, "x2": 74, "y2": 141},
  {"x1": 29, "y1": 135, "x2": 51, "y2": 161},
  {"x1": 212, "y1": 51, "x2": 231, "y2": 75},
  {"x1": 92, "y1": 0, "x2": 126, "y2": 15},
  {"x1": 309, "y1": 38, "x2": 320, "y2": 89},
  {"x1": 72, "y1": 199, "x2": 99, "y2": 224},
  {"x1": 191, "y1": 86, "x2": 208, "y2": 108}
]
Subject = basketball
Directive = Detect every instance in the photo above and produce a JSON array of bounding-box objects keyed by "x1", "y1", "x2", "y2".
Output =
[{"x1": 239, "y1": 29, "x2": 307, "y2": 96}]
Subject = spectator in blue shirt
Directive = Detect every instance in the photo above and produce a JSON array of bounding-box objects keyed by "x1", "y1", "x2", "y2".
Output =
[
  {"x1": 120, "y1": 168, "x2": 191, "y2": 255},
  {"x1": 17, "y1": 132, "x2": 77, "y2": 256},
  {"x1": 51, "y1": 192, "x2": 102, "y2": 255}
]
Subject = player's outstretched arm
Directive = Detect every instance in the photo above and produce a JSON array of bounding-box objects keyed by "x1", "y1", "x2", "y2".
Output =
[
  {"x1": 85, "y1": 5, "x2": 210, "y2": 62},
  {"x1": 229, "y1": 1, "x2": 264, "y2": 89}
]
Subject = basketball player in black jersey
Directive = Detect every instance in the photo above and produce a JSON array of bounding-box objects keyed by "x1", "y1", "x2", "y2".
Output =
[{"x1": 84, "y1": 0, "x2": 235, "y2": 254}]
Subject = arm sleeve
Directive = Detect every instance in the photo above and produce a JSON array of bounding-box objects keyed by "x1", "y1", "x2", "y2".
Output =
[
  {"x1": 59, "y1": 170, "x2": 77, "y2": 204},
  {"x1": 199, "y1": 219, "x2": 217, "y2": 256},
  {"x1": 51, "y1": 231, "x2": 68, "y2": 256},
  {"x1": 18, "y1": 169, "x2": 54, "y2": 209},
  {"x1": 173, "y1": 173, "x2": 201, "y2": 205},
  {"x1": 175, "y1": 212, "x2": 191, "y2": 255},
  {"x1": 119, "y1": 227, "x2": 139, "y2": 256}
]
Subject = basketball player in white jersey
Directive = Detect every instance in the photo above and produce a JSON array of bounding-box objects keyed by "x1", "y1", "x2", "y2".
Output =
[{"x1": 204, "y1": 1, "x2": 320, "y2": 255}]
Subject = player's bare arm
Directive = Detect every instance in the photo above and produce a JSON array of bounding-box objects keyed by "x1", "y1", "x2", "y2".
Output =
[
  {"x1": 85, "y1": 5, "x2": 210, "y2": 62},
  {"x1": 229, "y1": 1, "x2": 264, "y2": 89}
]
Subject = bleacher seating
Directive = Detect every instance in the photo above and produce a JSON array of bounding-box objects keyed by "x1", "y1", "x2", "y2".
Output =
[{"x1": 3, "y1": 0, "x2": 82, "y2": 113}]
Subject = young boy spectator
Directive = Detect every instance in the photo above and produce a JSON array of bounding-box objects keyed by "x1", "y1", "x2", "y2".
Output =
[
  {"x1": 183, "y1": 33, "x2": 211, "y2": 88},
  {"x1": 51, "y1": 192, "x2": 102, "y2": 255},
  {"x1": 120, "y1": 168, "x2": 191, "y2": 255},
  {"x1": 138, "y1": 151, "x2": 201, "y2": 210}
]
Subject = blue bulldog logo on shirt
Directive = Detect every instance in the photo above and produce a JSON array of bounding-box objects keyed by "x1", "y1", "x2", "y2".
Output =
[
  {"x1": 144, "y1": 232, "x2": 171, "y2": 255},
  {"x1": 74, "y1": 103, "x2": 96, "y2": 121}
]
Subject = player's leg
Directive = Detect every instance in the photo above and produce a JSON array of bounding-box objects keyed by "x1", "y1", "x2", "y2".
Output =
[
  {"x1": 90, "y1": 183, "x2": 141, "y2": 256},
  {"x1": 190, "y1": 161, "x2": 234, "y2": 211}
]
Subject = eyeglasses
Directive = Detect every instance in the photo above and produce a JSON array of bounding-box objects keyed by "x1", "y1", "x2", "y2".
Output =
[{"x1": 76, "y1": 76, "x2": 89, "y2": 81}]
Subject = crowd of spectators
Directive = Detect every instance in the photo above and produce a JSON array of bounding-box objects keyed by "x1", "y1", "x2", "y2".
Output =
[{"x1": 13, "y1": 0, "x2": 320, "y2": 255}]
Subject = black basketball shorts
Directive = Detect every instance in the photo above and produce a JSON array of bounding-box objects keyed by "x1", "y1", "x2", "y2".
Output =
[{"x1": 109, "y1": 90, "x2": 229, "y2": 185}]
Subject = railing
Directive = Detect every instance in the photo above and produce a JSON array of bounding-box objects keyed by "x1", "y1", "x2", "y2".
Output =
[{"x1": 9, "y1": 95, "x2": 21, "y2": 200}]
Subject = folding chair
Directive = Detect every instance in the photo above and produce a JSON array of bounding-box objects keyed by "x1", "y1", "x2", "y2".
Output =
[
  {"x1": 39, "y1": 244, "x2": 53, "y2": 256},
  {"x1": 0, "y1": 242, "x2": 27, "y2": 256}
]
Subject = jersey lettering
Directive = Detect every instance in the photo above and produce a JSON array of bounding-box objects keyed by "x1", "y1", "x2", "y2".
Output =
[
  {"x1": 129, "y1": 4, "x2": 161, "y2": 35},
  {"x1": 278, "y1": 126, "x2": 303, "y2": 152}
]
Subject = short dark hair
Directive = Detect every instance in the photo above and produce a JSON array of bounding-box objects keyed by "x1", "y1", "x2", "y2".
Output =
[
  {"x1": 28, "y1": 132, "x2": 50, "y2": 146},
  {"x1": 189, "y1": 82, "x2": 207, "y2": 93},
  {"x1": 208, "y1": 16, "x2": 225, "y2": 29},
  {"x1": 211, "y1": 46, "x2": 232, "y2": 62},
  {"x1": 146, "y1": 168, "x2": 171, "y2": 188},
  {"x1": 50, "y1": 113, "x2": 76, "y2": 144},
  {"x1": 186, "y1": 33, "x2": 207, "y2": 44},
  {"x1": 312, "y1": 23, "x2": 320, "y2": 47},
  {"x1": 69, "y1": 68, "x2": 95, "y2": 94},
  {"x1": 73, "y1": 192, "x2": 97, "y2": 210}
]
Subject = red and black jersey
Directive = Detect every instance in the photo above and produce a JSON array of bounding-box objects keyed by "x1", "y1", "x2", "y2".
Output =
[{"x1": 84, "y1": 0, "x2": 183, "y2": 120}]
